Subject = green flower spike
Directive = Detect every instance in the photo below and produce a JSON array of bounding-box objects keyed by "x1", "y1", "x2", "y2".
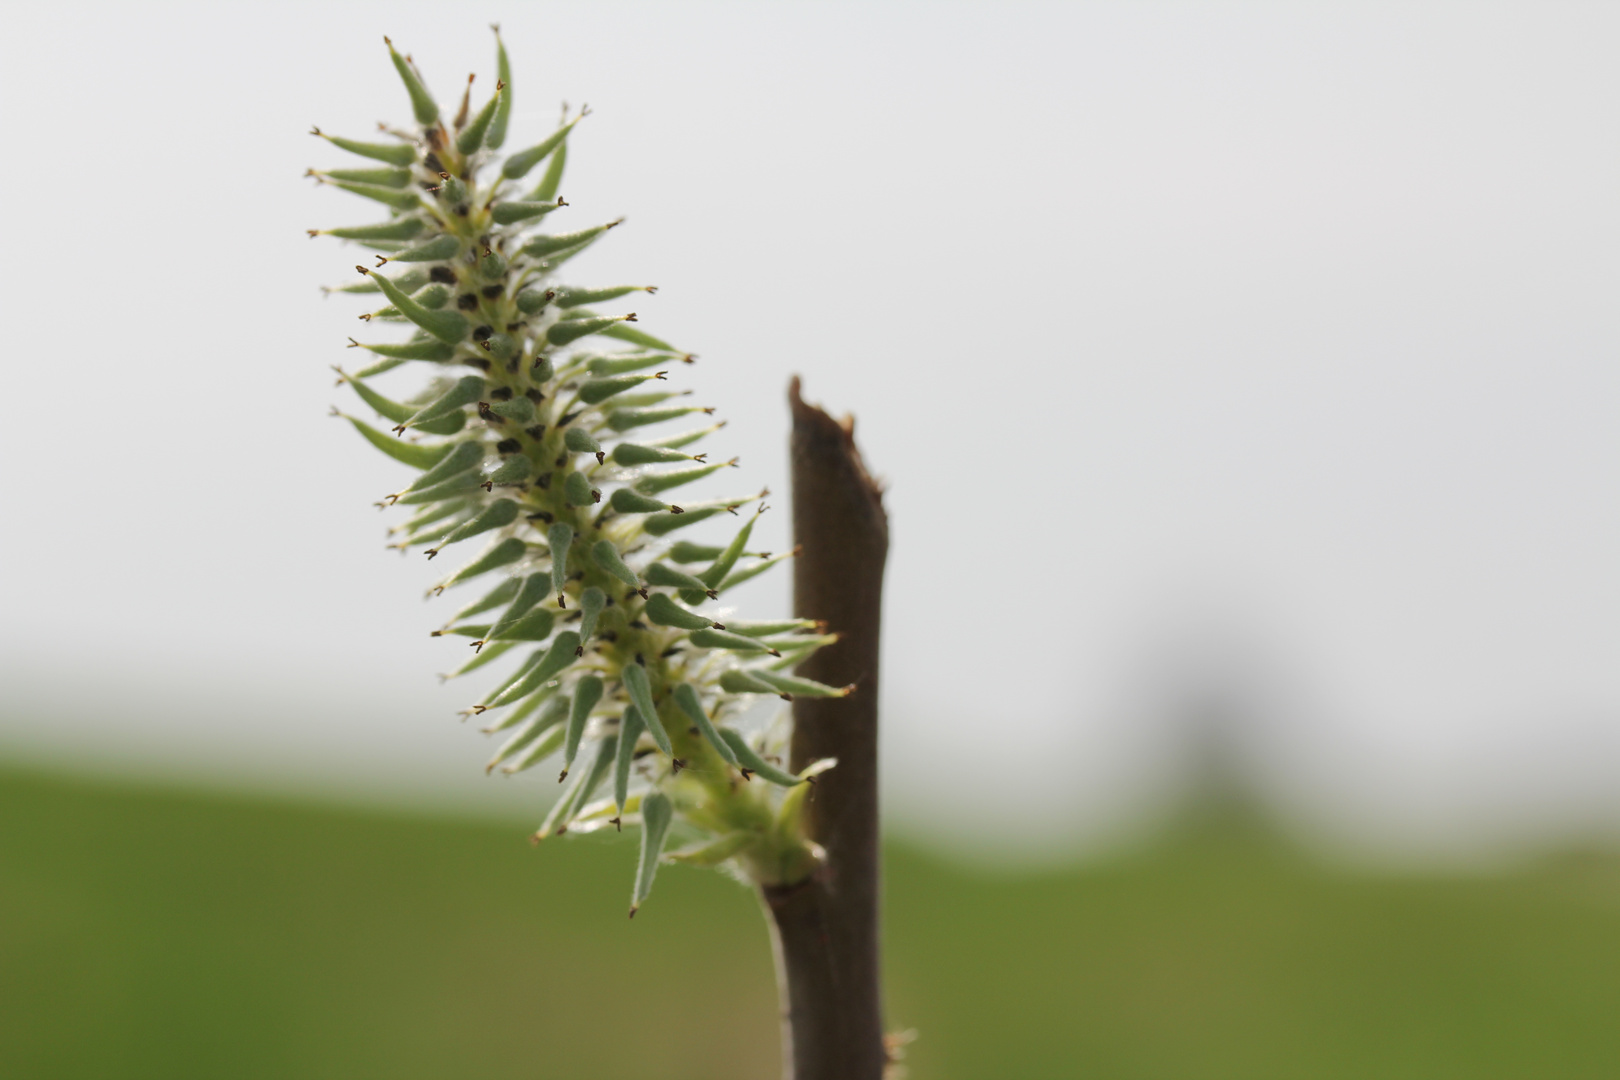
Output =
[{"x1": 310, "y1": 32, "x2": 850, "y2": 916}]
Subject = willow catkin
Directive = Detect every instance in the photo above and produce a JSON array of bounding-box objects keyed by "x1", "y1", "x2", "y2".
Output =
[{"x1": 310, "y1": 31, "x2": 847, "y2": 912}]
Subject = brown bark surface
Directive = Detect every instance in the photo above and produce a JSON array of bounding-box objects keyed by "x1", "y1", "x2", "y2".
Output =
[{"x1": 762, "y1": 377, "x2": 889, "y2": 1080}]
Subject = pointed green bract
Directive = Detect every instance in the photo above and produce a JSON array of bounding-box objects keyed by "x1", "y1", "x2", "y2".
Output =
[
  {"x1": 393, "y1": 438, "x2": 484, "y2": 496},
  {"x1": 502, "y1": 118, "x2": 580, "y2": 180},
  {"x1": 718, "y1": 548, "x2": 796, "y2": 593},
  {"x1": 620, "y1": 663, "x2": 672, "y2": 757},
  {"x1": 666, "y1": 541, "x2": 723, "y2": 563},
  {"x1": 752, "y1": 671, "x2": 851, "y2": 699},
  {"x1": 547, "y1": 522, "x2": 574, "y2": 597},
  {"x1": 435, "y1": 536, "x2": 526, "y2": 592},
  {"x1": 387, "y1": 38, "x2": 440, "y2": 125},
  {"x1": 578, "y1": 586, "x2": 607, "y2": 641},
  {"x1": 590, "y1": 540, "x2": 638, "y2": 588},
  {"x1": 319, "y1": 217, "x2": 424, "y2": 241},
  {"x1": 444, "y1": 573, "x2": 521, "y2": 624},
  {"x1": 722, "y1": 619, "x2": 817, "y2": 638},
  {"x1": 522, "y1": 222, "x2": 617, "y2": 259},
  {"x1": 504, "y1": 722, "x2": 568, "y2": 775},
  {"x1": 327, "y1": 178, "x2": 422, "y2": 211},
  {"x1": 489, "y1": 631, "x2": 582, "y2": 708},
  {"x1": 563, "y1": 471, "x2": 595, "y2": 507},
  {"x1": 399, "y1": 375, "x2": 484, "y2": 432},
  {"x1": 563, "y1": 675, "x2": 604, "y2": 776},
  {"x1": 491, "y1": 199, "x2": 565, "y2": 225},
  {"x1": 315, "y1": 129, "x2": 419, "y2": 166},
  {"x1": 556, "y1": 285, "x2": 654, "y2": 308},
  {"x1": 320, "y1": 166, "x2": 412, "y2": 188},
  {"x1": 644, "y1": 562, "x2": 714, "y2": 596},
  {"x1": 637, "y1": 459, "x2": 731, "y2": 497},
  {"x1": 488, "y1": 28, "x2": 513, "y2": 149},
  {"x1": 483, "y1": 575, "x2": 552, "y2": 643},
  {"x1": 387, "y1": 234, "x2": 461, "y2": 263},
  {"x1": 338, "y1": 413, "x2": 452, "y2": 470},
  {"x1": 362, "y1": 267, "x2": 470, "y2": 343},
  {"x1": 598, "y1": 323, "x2": 677, "y2": 352},
  {"x1": 720, "y1": 669, "x2": 787, "y2": 697},
  {"x1": 530, "y1": 140, "x2": 568, "y2": 202},
  {"x1": 643, "y1": 593, "x2": 714, "y2": 631},
  {"x1": 486, "y1": 453, "x2": 533, "y2": 485},
  {"x1": 644, "y1": 423, "x2": 724, "y2": 450},
  {"x1": 673, "y1": 683, "x2": 738, "y2": 767},
  {"x1": 690, "y1": 627, "x2": 777, "y2": 654},
  {"x1": 580, "y1": 373, "x2": 662, "y2": 404},
  {"x1": 630, "y1": 791, "x2": 674, "y2": 915},
  {"x1": 718, "y1": 729, "x2": 804, "y2": 787},
  {"x1": 607, "y1": 404, "x2": 712, "y2": 432},
  {"x1": 428, "y1": 497, "x2": 518, "y2": 554},
  {"x1": 564, "y1": 427, "x2": 603, "y2": 456},
  {"x1": 611, "y1": 442, "x2": 697, "y2": 466},
  {"x1": 610, "y1": 488, "x2": 675, "y2": 515},
  {"x1": 613, "y1": 706, "x2": 645, "y2": 814},
  {"x1": 457, "y1": 82, "x2": 503, "y2": 153}
]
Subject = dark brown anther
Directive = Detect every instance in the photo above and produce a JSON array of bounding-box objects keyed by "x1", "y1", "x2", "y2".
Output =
[
  {"x1": 557, "y1": 411, "x2": 580, "y2": 427},
  {"x1": 526, "y1": 510, "x2": 554, "y2": 524},
  {"x1": 669, "y1": 505, "x2": 685, "y2": 514},
  {"x1": 558, "y1": 593, "x2": 567, "y2": 609},
  {"x1": 374, "y1": 254, "x2": 389, "y2": 267},
  {"x1": 457, "y1": 293, "x2": 479, "y2": 311},
  {"x1": 463, "y1": 357, "x2": 492, "y2": 371},
  {"x1": 535, "y1": 473, "x2": 552, "y2": 490},
  {"x1": 478, "y1": 402, "x2": 505, "y2": 424},
  {"x1": 480, "y1": 481, "x2": 494, "y2": 492},
  {"x1": 525, "y1": 424, "x2": 547, "y2": 440},
  {"x1": 490, "y1": 386, "x2": 514, "y2": 401},
  {"x1": 595, "y1": 451, "x2": 606, "y2": 466},
  {"x1": 610, "y1": 817, "x2": 621, "y2": 832},
  {"x1": 480, "y1": 341, "x2": 493, "y2": 351},
  {"x1": 481, "y1": 285, "x2": 504, "y2": 300},
  {"x1": 671, "y1": 758, "x2": 686, "y2": 776},
  {"x1": 636, "y1": 587, "x2": 650, "y2": 600},
  {"x1": 554, "y1": 453, "x2": 567, "y2": 467},
  {"x1": 574, "y1": 645, "x2": 584, "y2": 657},
  {"x1": 472, "y1": 325, "x2": 493, "y2": 341},
  {"x1": 600, "y1": 630, "x2": 618, "y2": 642},
  {"x1": 524, "y1": 388, "x2": 544, "y2": 403},
  {"x1": 662, "y1": 646, "x2": 684, "y2": 659},
  {"x1": 357, "y1": 313, "x2": 372, "y2": 322},
  {"x1": 429, "y1": 266, "x2": 457, "y2": 285},
  {"x1": 423, "y1": 152, "x2": 444, "y2": 173},
  {"x1": 591, "y1": 489, "x2": 602, "y2": 503},
  {"x1": 505, "y1": 321, "x2": 526, "y2": 333}
]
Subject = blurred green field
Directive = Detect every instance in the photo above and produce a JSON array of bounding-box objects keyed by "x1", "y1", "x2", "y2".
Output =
[{"x1": 3, "y1": 764, "x2": 1619, "y2": 1079}]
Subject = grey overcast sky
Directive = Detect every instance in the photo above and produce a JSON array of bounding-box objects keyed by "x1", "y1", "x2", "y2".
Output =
[{"x1": 2, "y1": 2, "x2": 1615, "y2": 862}]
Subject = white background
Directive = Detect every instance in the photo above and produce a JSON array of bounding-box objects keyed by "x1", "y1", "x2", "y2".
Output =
[{"x1": 2, "y1": 2, "x2": 1616, "y2": 864}]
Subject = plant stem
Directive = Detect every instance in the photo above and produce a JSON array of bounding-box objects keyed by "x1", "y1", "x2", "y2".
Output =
[{"x1": 762, "y1": 377, "x2": 890, "y2": 1080}]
